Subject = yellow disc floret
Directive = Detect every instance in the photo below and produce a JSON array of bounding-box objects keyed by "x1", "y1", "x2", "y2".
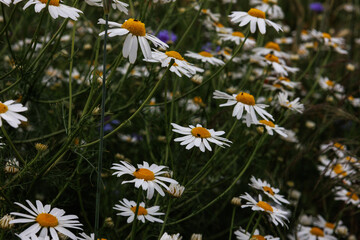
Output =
[
  {"x1": 130, "y1": 206, "x2": 148, "y2": 215},
  {"x1": 332, "y1": 164, "x2": 347, "y2": 177},
  {"x1": 0, "y1": 103, "x2": 8, "y2": 114},
  {"x1": 122, "y1": 18, "x2": 146, "y2": 36},
  {"x1": 165, "y1": 51, "x2": 185, "y2": 60},
  {"x1": 310, "y1": 227, "x2": 325, "y2": 237},
  {"x1": 191, "y1": 127, "x2": 211, "y2": 138},
  {"x1": 198, "y1": 51, "x2": 213, "y2": 58},
  {"x1": 257, "y1": 201, "x2": 273, "y2": 212},
  {"x1": 251, "y1": 235, "x2": 265, "y2": 240},
  {"x1": 333, "y1": 142, "x2": 344, "y2": 150},
  {"x1": 133, "y1": 168, "x2": 155, "y2": 181},
  {"x1": 36, "y1": 213, "x2": 59, "y2": 228},
  {"x1": 265, "y1": 41, "x2": 281, "y2": 51},
  {"x1": 325, "y1": 222, "x2": 335, "y2": 229},
  {"x1": 236, "y1": 92, "x2": 256, "y2": 106},
  {"x1": 322, "y1": 33, "x2": 331, "y2": 39},
  {"x1": 262, "y1": 186, "x2": 275, "y2": 195},
  {"x1": 346, "y1": 191, "x2": 359, "y2": 201},
  {"x1": 259, "y1": 120, "x2": 275, "y2": 128},
  {"x1": 232, "y1": 31, "x2": 245, "y2": 38},
  {"x1": 40, "y1": 0, "x2": 59, "y2": 6},
  {"x1": 265, "y1": 54, "x2": 279, "y2": 63},
  {"x1": 248, "y1": 8, "x2": 266, "y2": 19}
]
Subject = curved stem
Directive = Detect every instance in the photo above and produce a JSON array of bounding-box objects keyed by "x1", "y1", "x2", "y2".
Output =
[
  {"x1": 158, "y1": 199, "x2": 173, "y2": 239},
  {"x1": 228, "y1": 206, "x2": 236, "y2": 240},
  {"x1": 1, "y1": 126, "x2": 25, "y2": 164}
]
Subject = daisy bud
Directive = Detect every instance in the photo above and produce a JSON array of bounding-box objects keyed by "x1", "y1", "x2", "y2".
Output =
[
  {"x1": 92, "y1": 106, "x2": 100, "y2": 115},
  {"x1": 35, "y1": 143, "x2": 48, "y2": 152},
  {"x1": 191, "y1": 74, "x2": 203, "y2": 85},
  {"x1": 299, "y1": 214, "x2": 313, "y2": 226},
  {"x1": 167, "y1": 183, "x2": 185, "y2": 198},
  {"x1": 256, "y1": 126, "x2": 264, "y2": 134},
  {"x1": 289, "y1": 189, "x2": 301, "y2": 200},
  {"x1": 286, "y1": 181, "x2": 295, "y2": 187},
  {"x1": 230, "y1": 197, "x2": 241, "y2": 206},
  {"x1": 0, "y1": 214, "x2": 14, "y2": 229},
  {"x1": 157, "y1": 136, "x2": 167, "y2": 143},
  {"x1": 305, "y1": 120, "x2": 316, "y2": 129},
  {"x1": 102, "y1": 0, "x2": 111, "y2": 14},
  {"x1": 84, "y1": 43, "x2": 92, "y2": 50},
  {"x1": 4, "y1": 158, "x2": 19, "y2": 174},
  {"x1": 346, "y1": 63, "x2": 355, "y2": 71},
  {"x1": 115, "y1": 153, "x2": 125, "y2": 160},
  {"x1": 336, "y1": 226, "x2": 349, "y2": 236},
  {"x1": 191, "y1": 234, "x2": 202, "y2": 240},
  {"x1": 104, "y1": 217, "x2": 114, "y2": 228}
]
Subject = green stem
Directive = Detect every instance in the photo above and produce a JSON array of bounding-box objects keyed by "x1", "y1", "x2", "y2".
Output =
[
  {"x1": 130, "y1": 189, "x2": 143, "y2": 240},
  {"x1": 245, "y1": 212, "x2": 256, "y2": 232},
  {"x1": 1, "y1": 126, "x2": 25, "y2": 164},
  {"x1": 68, "y1": 21, "x2": 77, "y2": 135},
  {"x1": 228, "y1": 207, "x2": 236, "y2": 240},
  {"x1": 248, "y1": 214, "x2": 261, "y2": 239},
  {"x1": 296, "y1": 48, "x2": 321, "y2": 82},
  {"x1": 158, "y1": 200, "x2": 173, "y2": 239}
]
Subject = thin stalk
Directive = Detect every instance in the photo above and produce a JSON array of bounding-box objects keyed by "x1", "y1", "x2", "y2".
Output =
[
  {"x1": 94, "y1": 13, "x2": 109, "y2": 240},
  {"x1": 0, "y1": 4, "x2": 17, "y2": 37},
  {"x1": 228, "y1": 206, "x2": 236, "y2": 240},
  {"x1": 1, "y1": 126, "x2": 25, "y2": 164},
  {"x1": 130, "y1": 189, "x2": 143, "y2": 240},
  {"x1": 68, "y1": 21, "x2": 77, "y2": 135},
  {"x1": 158, "y1": 200, "x2": 173, "y2": 239},
  {"x1": 245, "y1": 212, "x2": 256, "y2": 232},
  {"x1": 248, "y1": 214, "x2": 261, "y2": 239}
]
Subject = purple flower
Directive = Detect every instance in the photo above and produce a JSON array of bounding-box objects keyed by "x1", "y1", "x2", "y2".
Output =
[
  {"x1": 201, "y1": 42, "x2": 221, "y2": 52},
  {"x1": 157, "y1": 30, "x2": 177, "y2": 44},
  {"x1": 309, "y1": 2, "x2": 324, "y2": 13}
]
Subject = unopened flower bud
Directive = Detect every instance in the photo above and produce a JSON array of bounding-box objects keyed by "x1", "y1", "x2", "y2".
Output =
[
  {"x1": 104, "y1": 217, "x2": 114, "y2": 228},
  {"x1": 0, "y1": 215, "x2": 14, "y2": 229},
  {"x1": 191, "y1": 234, "x2": 202, "y2": 240},
  {"x1": 4, "y1": 158, "x2": 19, "y2": 174},
  {"x1": 167, "y1": 183, "x2": 185, "y2": 198},
  {"x1": 102, "y1": 0, "x2": 111, "y2": 14},
  {"x1": 230, "y1": 197, "x2": 241, "y2": 206},
  {"x1": 35, "y1": 143, "x2": 48, "y2": 152}
]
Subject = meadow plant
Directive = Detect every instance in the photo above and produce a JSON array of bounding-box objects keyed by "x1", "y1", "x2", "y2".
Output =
[{"x1": 0, "y1": 0, "x2": 359, "y2": 239}]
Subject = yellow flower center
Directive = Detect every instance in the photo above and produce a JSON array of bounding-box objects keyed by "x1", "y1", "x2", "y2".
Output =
[
  {"x1": 232, "y1": 31, "x2": 245, "y2": 38},
  {"x1": 215, "y1": 22, "x2": 224, "y2": 28},
  {"x1": 325, "y1": 222, "x2": 335, "y2": 229},
  {"x1": 332, "y1": 164, "x2": 347, "y2": 176},
  {"x1": 193, "y1": 96, "x2": 203, "y2": 105},
  {"x1": 346, "y1": 192, "x2": 359, "y2": 201},
  {"x1": 310, "y1": 227, "x2": 325, "y2": 237},
  {"x1": 122, "y1": 18, "x2": 146, "y2": 36},
  {"x1": 248, "y1": 8, "x2": 266, "y2": 19},
  {"x1": 201, "y1": 9, "x2": 208, "y2": 14},
  {"x1": 191, "y1": 127, "x2": 211, "y2": 138},
  {"x1": 0, "y1": 103, "x2": 9, "y2": 114},
  {"x1": 322, "y1": 33, "x2": 331, "y2": 39},
  {"x1": 262, "y1": 186, "x2": 275, "y2": 195},
  {"x1": 273, "y1": 83, "x2": 282, "y2": 88},
  {"x1": 325, "y1": 80, "x2": 335, "y2": 87},
  {"x1": 130, "y1": 206, "x2": 148, "y2": 215},
  {"x1": 133, "y1": 168, "x2": 155, "y2": 181},
  {"x1": 265, "y1": 42, "x2": 281, "y2": 51},
  {"x1": 36, "y1": 213, "x2": 59, "y2": 228},
  {"x1": 279, "y1": 76, "x2": 290, "y2": 82},
  {"x1": 236, "y1": 92, "x2": 256, "y2": 105},
  {"x1": 333, "y1": 142, "x2": 344, "y2": 150},
  {"x1": 348, "y1": 96, "x2": 354, "y2": 101},
  {"x1": 165, "y1": 51, "x2": 184, "y2": 60},
  {"x1": 198, "y1": 51, "x2": 213, "y2": 58},
  {"x1": 280, "y1": 38, "x2": 287, "y2": 43},
  {"x1": 265, "y1": 54, "x2": 279, "y2": 63},
  {"x1": 40, "y1": 0, "x2": 59, "y2": 6},
  {"x1": 259, "y1": 120, "x2": 275, "y2": 128},
  {"x1": 250, "y1": 235, "x2": 265, "y2": 240},
  {"x1": 345, "y1": 156, "x2": 356, "y2": 163},
  {"x1": 257, "y1": 201, "x2": 273, "y2": 212},
  {"x1": 301, "y1": 30, "x2": 308, "y2": 35}
]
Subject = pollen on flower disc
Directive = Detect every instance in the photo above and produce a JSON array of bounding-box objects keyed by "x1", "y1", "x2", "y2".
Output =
[
  {"x1": 40, "y1": 0, "x2": 59, "y2": 6},
  {"x1": 130, "y1": 206, "x2": 148, "y2": 215},
  {"x1": 191, "y1": 127, "x2": 211, "y2": 138},
  {"x1": 122, "y1": 18, "x2": 146, "y2": 36},
  {"x1": 250, "y1": 235, "x2": 266, "y2": 240},
  {"x1": 262, "y1": 186, "x2": 275, "y2": 195},
  {"x1": 325, "y1": 222, "x2": 335, "y2": 229},
  {"x1": 256, "y1": 201, "x2": 273, "y2": 212},
  {"x1": 198, "y1": 51, "x2": 213, "y2": 58},
  {"x1": 332, "y1": 164, "x2": 347, "y2": 176},
  {"x1": 265, "y1": 54, "x2": 279, "y2": 63},
  {"x1": 322, "y1": 33, "x2": 331, "y2": 39},
  {"x1": 0, "y1": 103, "x2": 8, "y2": 114},
  {"x1": 248, "y1": 8, "x2": 266, "y2": 19},
  {"x1": 36, "y1": 213, "x2": 59, "y2": 228},
  {"x1": 325, "y1": 80, "x2": 335, "y2": 87},
  {"x1": 279, "y1": 76, "x2": 290, "y2": 82},
  {"x1": 310, "y1": 227, "x2": 325, "y2": 237},
  {"x1": 133, "y1": 168, "x2": 155, "y2": 181},
  {"x1": 259, "y1": 120, "x2": 275, "y2": 128},
  {"x1": 236, "y1": 92, "x2": 256, "y2": 105},
  {"x1": 165, "y1": 51, "x2": 184, "y2": 60},
  {"x1": 346, "y1": 192, "x2": 359, "y2": 201},
  {"x1": 265, "y1": 42, "x2": 281, "y2": 51},
  {"x1": 232, "y1": 31, "x2": 245, "y2": 38},
  {"x1": 333, "y1": 142, "x2": 344, "y2": 150}
]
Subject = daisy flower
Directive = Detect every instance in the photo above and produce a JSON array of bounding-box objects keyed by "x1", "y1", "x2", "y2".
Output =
[
  {"x1": 0, "y1": 100, "x2": 28, "y2": 128},
  {"x1": 250, "y1": 0, "x2": 284, "y2": 20},
  {"x1": 296, "y1": 224, "x2": 337, "y2": 240},
  {"x1": 234, "y1": 227, "x2": 279, "y2": 240},
  {"x1": 218, "y1": 31, "x2": 256, "y2": 48},
  {"x1": 185, "y1": 51, "x2": 225, "y2": 66},
  {"x1": 277, "y1": 92, "x2": 304, "y2": 114},
  {"x1": 18, "y1": 0, "x2": 83, "y2": 21},
  {"x1": 261, "y1": 53, "x2": 299, "y2": 76},
  {"x1": 84, "y1": 0, "x2": 128, "y2": 14},
  {"x1": 111, "y1": 161, "x2": 178, "y2": 199},
  {"x1": 160, "y1": 232, "x2": 183, "y2": 240},
  {"x1": 229, "y1": 8, "x2": 282, "y2": 34},
  {"x1": 320, "y1": 141, "x2": 347, "y2": 158},
  {"x1": 240, "y1": 193, "x2": 289, "y2": 227},
  {"x1": 77, "y1": 232, "x2": 107, "y2": 240},
  {"x1": 213, "y1": 90, "x2": 274, "y2": 127},
  {"x1": 145, "y1": 49, "x2": 204, "y2": 78},
  {"x1": 267, "y1": 76, "x2": 301, "y2": 89},
  {"x1": 256, "y1": 120, "x2": 288, "y2": 137},
  {"x1": 113, "y1": 198, "x2": 164, "y2": 223},
  {"x1": 10, "y1": 200, "x2": 82, "y2": 240},
  {"x1": 318, "y1": 76, "x2": 344, "y2": 93},
  {"x1": 98, "y1": 18, "x2": 168, "y2": 63},
  {"x1": 171, "y1": 123, "x2": 232, "y2": 152},
  {"x1": 333, "y1": 186, "x2": 360, "y2": 207},
  {"x1": 313, "y1": 215, "x2": 345, "y2": 235},
  {"x1": 249, "y1": 176, "x2": 290, "y2": 205},
  {"x1": 166, "y1": 183, "x2": 185, "y2": 198},
  {"x1": 253, "y1": 41, "x2": 290, "y2": 59}
]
